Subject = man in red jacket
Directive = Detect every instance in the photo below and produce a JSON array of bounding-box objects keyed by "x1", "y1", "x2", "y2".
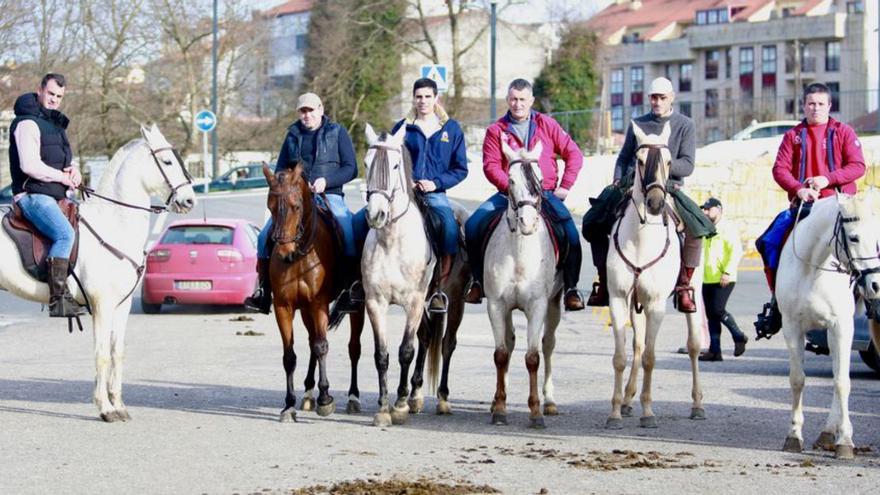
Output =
[
  {"x1": 754, "y1": 82, "x2": 865, "y2": 339},
  {"x1": 463, "y1": 78, "x2": 585, "y2": 310}
]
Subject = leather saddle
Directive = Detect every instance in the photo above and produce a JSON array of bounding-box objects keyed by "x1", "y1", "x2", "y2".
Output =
[{"x1": 1, "y1": 198, "x2": 80, "y2": 282}]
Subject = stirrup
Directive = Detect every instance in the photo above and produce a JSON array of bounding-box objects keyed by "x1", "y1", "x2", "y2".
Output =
[
  {"x1": 348, "y1": 280, "x2": 365, "y2": 304},
  {"x1": 244, "y1": 288, "x2": 271, "y2": 314},
  {"x1": 335, "y1": 289, "x2": 362, "y2": 315},
  {"x1": 427, "y1": 291, "x2": 449, "y2": 314},
  {"x1": 754, "y1": 301, "x2": 781, "y2": 340}
]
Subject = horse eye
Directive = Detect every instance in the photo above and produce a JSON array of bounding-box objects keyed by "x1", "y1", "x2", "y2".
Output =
[
  {"x1": 393, "y1": 164, "x2": 399, "y2": 170},
  {"x1": 163, "y1": 159, "x2": 173, "y2": 166},
  {"x1": 849, "y1": 236, "x2": 860, "y2": 243}
]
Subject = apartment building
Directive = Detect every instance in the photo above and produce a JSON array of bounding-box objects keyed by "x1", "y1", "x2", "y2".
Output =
[
  {"x1": 587, "y1": 0, "x2": 878, "y2": 143},
  {"x1": 260, "y1": 0, "x2": 313, "y2": 115}
]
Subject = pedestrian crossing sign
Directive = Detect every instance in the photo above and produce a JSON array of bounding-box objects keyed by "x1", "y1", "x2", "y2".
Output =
[{"x1": 420, "y1": 64, "x2": 449, "y2": 92}]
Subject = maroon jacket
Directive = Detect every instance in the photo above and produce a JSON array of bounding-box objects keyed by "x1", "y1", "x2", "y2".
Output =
[{"x1": 772, "y1": 117, "x2": 865, "y2": 201}]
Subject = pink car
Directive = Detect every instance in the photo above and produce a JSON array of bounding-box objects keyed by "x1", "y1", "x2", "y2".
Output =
[{"x1": 141, "y1": 218, "x2": 261, "y2": 313}]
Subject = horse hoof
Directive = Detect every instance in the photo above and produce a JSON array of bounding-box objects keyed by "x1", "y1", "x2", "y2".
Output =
[
  {"x1": 605, "y1": 417, "x2": 623, "y2": 430},
  {"x1": 436, "y1": 400, "x2": 452, "y2": 415},
  {"x1": 620, "y1": 405, "x2": 633, "y2": 417},
  {"x1": 390, "y1": 405, "x2": 410, "y2": 425},
  {"x1": 346, "y1": 400, "x2": 361, "y2": 414},
  {"x1": 529, "y1": 416, "x2": 546, "y2": 429},
  {"x1": 116, "y1": 409, "x2": 132, "y2": 422},
  {"x1": 835, "y1": 444, "x2": 855, "y2": 460},
  {"x1": 782, "y1": 436, "x2": 803, "y2": 453},
  {"x1": 690, "y1": 407, "x2": 706, "y2": 420},
  {"x1": 316, "y1": 399, "x2": 335, "y2": 417},
  {"x1": 373, "y1": 411, "x2": 392, "y2": 427},
  {"x1": 491, "y1": 412, "x2": 508, "y2": 426},
  {"x1": 640, "y1": 416, "x2": 658, "y2": 428},
  {"x1": 279, "y1": 408, "x2": 297, "y2": 423},
  {"x1": 408, "y1": 397, "x2": 424, "y2": 414},
  {"x1": 813, "y1": 431, "x2": 836, "y2": 451},
  {"x1": 100, "y1": 411, "x2": 120, "y2": 423},
  {"x1": 301, "y1": 397, "x2": 316, "y2": 412},
  {"x1": 543, "y1": 403, "x2": 559, "y2": 416}
]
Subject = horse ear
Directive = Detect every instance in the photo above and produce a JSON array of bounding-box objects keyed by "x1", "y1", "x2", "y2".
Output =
[
  {"x1": 391, "y1": 123, "x2": 406, "y2": 144},
  {"x1": 262, "y1": 162, "x2": 275, "y2": 186},
  {"x1": 365, "y1": 123, "x2": 378, "y2": 146},
  {"x1": 150, "y1": 123, "x2": 160, "y2": 135},
  {"x1": 631, "y1": 121, "x2": 647, "y2": 144},
  {"x1": 501, "y1": 138, "x2": 515, "y2": 161},
  {"x1": 139, "y1": 124, "x2": 150, "y2": 140},
  {"x1": 531, "y1": 140, "x2": 543, "y2": 159},
  {"x1": 659, "y1": 122, "x2": 671, "y2": 144}
]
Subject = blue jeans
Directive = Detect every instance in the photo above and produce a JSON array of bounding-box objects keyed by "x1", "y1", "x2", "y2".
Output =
[
  {"x1": 258, "y1": 193, "x2": 358, "y2": 259},
  {"x1": 422, "y1": 192, "x2": 459, "y2": 255},
  {"x1": 17, "y1": 193, "x2": 75, "y2": 259}
]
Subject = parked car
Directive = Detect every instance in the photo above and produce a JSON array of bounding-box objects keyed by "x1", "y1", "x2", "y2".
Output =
[
  {"x1": 193, "y1": 163, "x2": 268, "y2": 193},
  {"x1": 0, "y1": 184, "x2": 13, "y2": 205},
  {"x1": 806, "y1": 307, "x2": 880, "y2": 375},
  {"x1": 141, "y1": 218, "x2": 261, "y2": 313},
  {"x1": 732, "y1": 120, "x2": 800, "y2": 141}
]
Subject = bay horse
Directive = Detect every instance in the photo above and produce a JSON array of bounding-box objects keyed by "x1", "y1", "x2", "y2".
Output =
[
  {"x1": 777, "y1": 193, "x2": 880, "y2": 459},
  {"x1": 0, "y1": 124, "x2": 195, "y2": 422},
  {"x1": 360, "y1": 124, "x2": 469, "y2": 427},
  {"x1": 484, "y1": 140, "x2": 563, "y2": 428},
  {"x1": 262, "y1": 163, "x2": 368, "y2": 422},
  {"x1": 605, "y1": 121, "x2": 704, "y2": 429}
]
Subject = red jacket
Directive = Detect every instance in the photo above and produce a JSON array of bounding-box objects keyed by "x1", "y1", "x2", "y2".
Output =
[
  {"x1": 772, "y1": 117, "x2": 865, "y2": 201},
  {"x1": 482, "y1": 111, "x2": 583, "y2": 193}
]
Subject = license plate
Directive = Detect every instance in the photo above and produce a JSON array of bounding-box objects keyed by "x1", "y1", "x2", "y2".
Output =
[{"x1": 175, "y1": 280, "x2": 212, "y2": 290}]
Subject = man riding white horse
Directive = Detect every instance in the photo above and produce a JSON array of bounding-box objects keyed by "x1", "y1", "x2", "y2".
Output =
[
  {"x1": 754, "y1": 82, "x2": 866, "y2": 339},
  {"x1": 464, "y1": 78, "x2": 586, "y2": 311},
  {"x1": 7, "y1": 73, "x2": 84, "y2": 318},
  {"x1": 584, "y1": 77, "x2": 714, "y2": 313}
]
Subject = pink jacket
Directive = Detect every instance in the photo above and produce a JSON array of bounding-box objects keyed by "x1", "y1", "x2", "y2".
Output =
[
  {"x1": 772, "y1": 118, "x2": 865, "y2": 201},
  {"x1": 482, "y1": 111, "x2": 583, "y2": 193}
]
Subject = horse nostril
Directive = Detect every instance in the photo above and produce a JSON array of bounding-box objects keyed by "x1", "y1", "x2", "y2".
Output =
[
  {"x1": 183, "y1": 198, "x2": 194, "y2": 208},
  {"x1": 872, "y1": 281, "x2": 880, "y2": 294}
]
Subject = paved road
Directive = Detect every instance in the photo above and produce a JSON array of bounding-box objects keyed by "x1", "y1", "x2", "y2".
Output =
[{"x1": 1, "y1": 189, "x2": 878, "y2": 494}]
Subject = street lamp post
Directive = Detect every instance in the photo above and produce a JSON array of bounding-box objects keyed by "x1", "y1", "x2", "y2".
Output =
[
  {"x1": 211, "y1": 0, "x2": 219, "y2": 179},
  {"x1": 489, "y1": 0, "x2": 497, "y2": 121}
]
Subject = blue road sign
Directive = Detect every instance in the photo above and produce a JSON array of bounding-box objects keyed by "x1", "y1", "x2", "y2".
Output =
[
  {"x1": 195, "y1": 110, "x2": 217, "y2": 133},
  {"x1": 420, "y1": 64, "x2": 449, "y2": 92}
]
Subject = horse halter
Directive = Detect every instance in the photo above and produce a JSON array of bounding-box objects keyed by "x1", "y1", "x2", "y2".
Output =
[
  {"x1": 508, "y1": 159, "x2": 543, "y2": 213},
  {"x1": 147, "y1": 145, "x2": 193, "y2": 207},
  {"x1": 832, "y1": 213, "x2": 880, "y2": 288},
  {"x1": 268, "y1": 176, "x2": 316, "y2": 258},
  {"x1": 365, "y1": 143, "x2": 410, "y2": 225}
]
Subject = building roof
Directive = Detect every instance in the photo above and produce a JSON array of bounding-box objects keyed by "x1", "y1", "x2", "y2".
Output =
[
  {"x1": 585, "y1": 0, "x2": 773, "y2": 43},
  {"x1": 264, "y1": 0, "x2": 313, "y2": 17}
]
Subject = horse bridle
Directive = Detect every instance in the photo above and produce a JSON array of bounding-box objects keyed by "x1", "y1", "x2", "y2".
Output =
[
  {"x1": 365, "y1": 143, "x2": 411, "y2": 225},
  {"x1": 507, "y1": 158, "x2": 542, "y2": 211},
  {"x1": 269, "y1": 180, "x2": 318, "y2": 259},
  {"x1": 635, "y1": 143, "x2": 669, "y2": 197}
]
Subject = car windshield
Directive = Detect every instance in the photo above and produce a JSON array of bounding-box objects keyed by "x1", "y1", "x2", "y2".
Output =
[{"x1": 161, "y1": 225, "x2": 234, "y2": 245}]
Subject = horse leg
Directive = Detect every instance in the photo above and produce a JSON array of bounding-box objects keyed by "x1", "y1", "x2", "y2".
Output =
[
  {"x1": 542, "y1": 291, "x2": 562, "y2": 416},
  {"x1": 301, "y1": 351, "x2": 317, "y2": 412},
  {"x1": 639, "y1": 307, "x2": 664, "y2": 428},
  {"x1": 782, "y1": 322, "x2": 806, "y2": 452},
  {"x1": 824, "y1": 321, "x2": 855, "y2": 459},
  {"x1": 525, "y1": 299, "x2": 549, "y2": 429},
  {"x1": 407, "y1": 317, "x2": 430, "y2": 414},
  {"x1": 311, "y1": 306, "x2": 335, "y2": 417},
  {"x1": 366, "y1": 298, "x2": 392, "y2": 427},
  {"x1": 391, "y1": 298, "x2": 422, "y2": 425},
  {"x1": 91, "y1": 303, "x2": 119, "y2": 422},
  {"x1": 623, "y1": 309, "x2": 646, "y2": 417},
  {"x1": 488, "y1": 300, "x2": 512, "y2": 425},
  {"x1": 275, "y1": 306, "x2": 298, "y2": 423},
  {"x1": 108, "y1": 305, "x2": 132, "y2": 421},
  {"x1": 685, "y1": 310, "x2": 705, "y2": 419},
  {"x1": 437, "y1": 297, "x2": 463, "y2": 415},
  {"x1": 607, "y1": 296, "x2": 629, "y2": 429},
  {"x1": 346, "y1": 308, "x2": 365, "y2": 414}
]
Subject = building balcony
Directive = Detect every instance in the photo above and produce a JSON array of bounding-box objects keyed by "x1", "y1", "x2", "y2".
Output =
[
  {"x1": 688, "y1": 13, "x2": 846, "y2": 49},
  {"x1": 605, "y1": 37, "x2": 693, "y2": 64}
]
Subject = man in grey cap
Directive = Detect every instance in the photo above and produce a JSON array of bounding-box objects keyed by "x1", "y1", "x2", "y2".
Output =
[
  {"x1": 245, "y1": 92, "x2": 364, "y2": 313},
  {"x1": 582, "y1": 76, "x2": 713, "y2": 313}
]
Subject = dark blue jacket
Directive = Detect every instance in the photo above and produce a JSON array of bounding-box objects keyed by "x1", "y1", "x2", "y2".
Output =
[
  {"x1": 8, "y1": 93, "x2": 72, "y2": 200},
  {"x1": 391, "y1": 116, "x2": 467, "y2": 192},
  {"x1": 275, "y1": 116, "x2": 357, "y2": 196}
]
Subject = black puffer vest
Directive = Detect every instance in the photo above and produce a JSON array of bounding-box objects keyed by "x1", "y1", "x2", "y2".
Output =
[
  {"x1": 8, "y1": 93, "x2": 72, "y2": 200},
  {"x1": 279, "y1": 117, "x2": 343, "y2": 195}
]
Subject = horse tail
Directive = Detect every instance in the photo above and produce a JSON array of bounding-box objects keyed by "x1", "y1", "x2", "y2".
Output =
[{"x1": 425, "y1": 311, "x2": 445, "y2": 395}]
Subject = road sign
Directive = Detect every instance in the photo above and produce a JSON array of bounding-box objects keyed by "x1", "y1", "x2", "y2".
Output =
[
  {"x1": 420, "y1": 64, "x2": 449, "y2": 92},
  {"x1": 195, "y1": 110, "x2": 217, "y2": 133}
]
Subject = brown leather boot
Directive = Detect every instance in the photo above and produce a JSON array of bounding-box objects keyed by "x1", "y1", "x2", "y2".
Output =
[
  {"x1": 674, "y1": 265, "x2": 697, "y2": 313},
  {"x1": 564, "y1": 288, "x2": 585, "y2": 311},
  {"x1": 48, "y1": 257, "x2": 85, "y2": 318},
  {"x1": 428, "y1": 254, "x2": 453, "y2": 313},
  {"x1": 587, "y1": 267, "x2": 609, "y2": 307},
  {"x1": 244, "y1": 258, "x2": 272, "y2": 314},
  {"x1": 465, "y1": 280, "x2": 483, "y2": 303}
]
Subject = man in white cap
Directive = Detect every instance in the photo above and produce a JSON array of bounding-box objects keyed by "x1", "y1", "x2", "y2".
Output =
[
  {"x1": 583, "y1": 76, "x2": 711, "y2": 313},
  {"x1": 245, "y1": 92, "x2": 364, "y2": 314}
]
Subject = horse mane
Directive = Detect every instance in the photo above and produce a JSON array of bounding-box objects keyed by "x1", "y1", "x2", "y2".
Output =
[
  {"x1": 521, "y1": 162, "x2": 542, "y2": 198},
  {"x1": 95, "y1": 138, "x2": 146, "y2": 194},
  {"x1": 367, "y1": 132, "x2": 415, "y2": 201},
  {"x1": 641, "y1": 147, "x2": 662, "y2": 188}
]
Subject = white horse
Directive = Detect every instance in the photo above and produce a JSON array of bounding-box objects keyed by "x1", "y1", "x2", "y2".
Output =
[
  {"x1": 605, "y1": 121, "x2": 704, "y2": 429},
  {"x1": 0, "y1": 124, "x2": 196, "y2": 422},
  {"x1": 485, "y1": 140, "x2": 563, "y2": 428},
  {"x1": 361, "y1": 124, "x2": 470, "y2": 427},
  {"x1": 777, "y1": 193, "x2": 880, "y2": 459}
]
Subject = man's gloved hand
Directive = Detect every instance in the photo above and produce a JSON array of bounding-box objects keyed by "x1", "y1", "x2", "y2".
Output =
[
  {"x1": 553, "y1": 188, "x2": 569, "y2": 200},
  {"x1": 796, "y1": 187, "x2": 820, "y2": 202},
  {"x1": 310, "y1": 177, "x2": 326, "y2": 194}
]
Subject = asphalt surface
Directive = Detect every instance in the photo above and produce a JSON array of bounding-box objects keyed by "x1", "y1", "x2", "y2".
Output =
[{"x1": 1, "y1": 188, "x2": 879, "y2": 494}]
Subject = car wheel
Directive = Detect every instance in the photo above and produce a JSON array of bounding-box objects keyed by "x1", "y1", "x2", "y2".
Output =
[
  {"x1": 858, "y1": 341, "x2": 880, "y2": 374},
  {"x1": 141, "y1": 298, "x2": 162, "y2": 314}
]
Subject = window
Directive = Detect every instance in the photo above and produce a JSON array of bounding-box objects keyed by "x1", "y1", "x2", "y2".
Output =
[
  {"x1": 827, "y1": 82, "x2": 840, "y2": 111},
  {"x1": 801, "y1": 43, "x2": 815, "y2": 72},
  {"x1": 740, "y1": 47, "x2": 754, "y2": 97},
  {"x1": 725, "y1": 48, "x2": 732, "y2": 79},
  {"x1": 679, "y1": 63, "x2": 692, "y2": 92},
  {"x1": 696, "y1": 8, "x2": 729, "y2": 24},
  {"x1": 679, "y1": 102, "x2": 692, "y2": 118},
  {"x1": 705, "y1": 50, "x2": 720, "y2": 80},
  {"x1": 847, "y1": 1, "x2": 864, "y2": 13},
  {"x1": 696, "y1": 11, "x2": 707, "y2": 24},
  {"x1": 295, "y1": 34, "x2": 309, "y2": 50},
  {"x1": 707, "y1": 9, "x2": 718, "y2": 24},
  {"x1": 762, "y1": 45, "x2": 776, "y2": 88},
  {"x1": 610, "y1": 68, "x2": 624, "y2": 106},
  {"x1": 826, "y1": 41, "x2": 840, "y2": 72},
  {"x1": 161, "y1": 226, "x2": 235, "y2": 245},
  {"x1": 705, "y1": 89, "x2": 719, "y2": 118},
  {"x1": 611, "y1": 106, "x2": 623, "y2": 132},
  {"x1": 630, "y1": 66, "x2": 644, "y2": 106}
]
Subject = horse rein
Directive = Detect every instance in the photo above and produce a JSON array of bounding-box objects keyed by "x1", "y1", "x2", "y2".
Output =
[{"x1": 365, "y1": 144, "x2": 411, "y2": 225}]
